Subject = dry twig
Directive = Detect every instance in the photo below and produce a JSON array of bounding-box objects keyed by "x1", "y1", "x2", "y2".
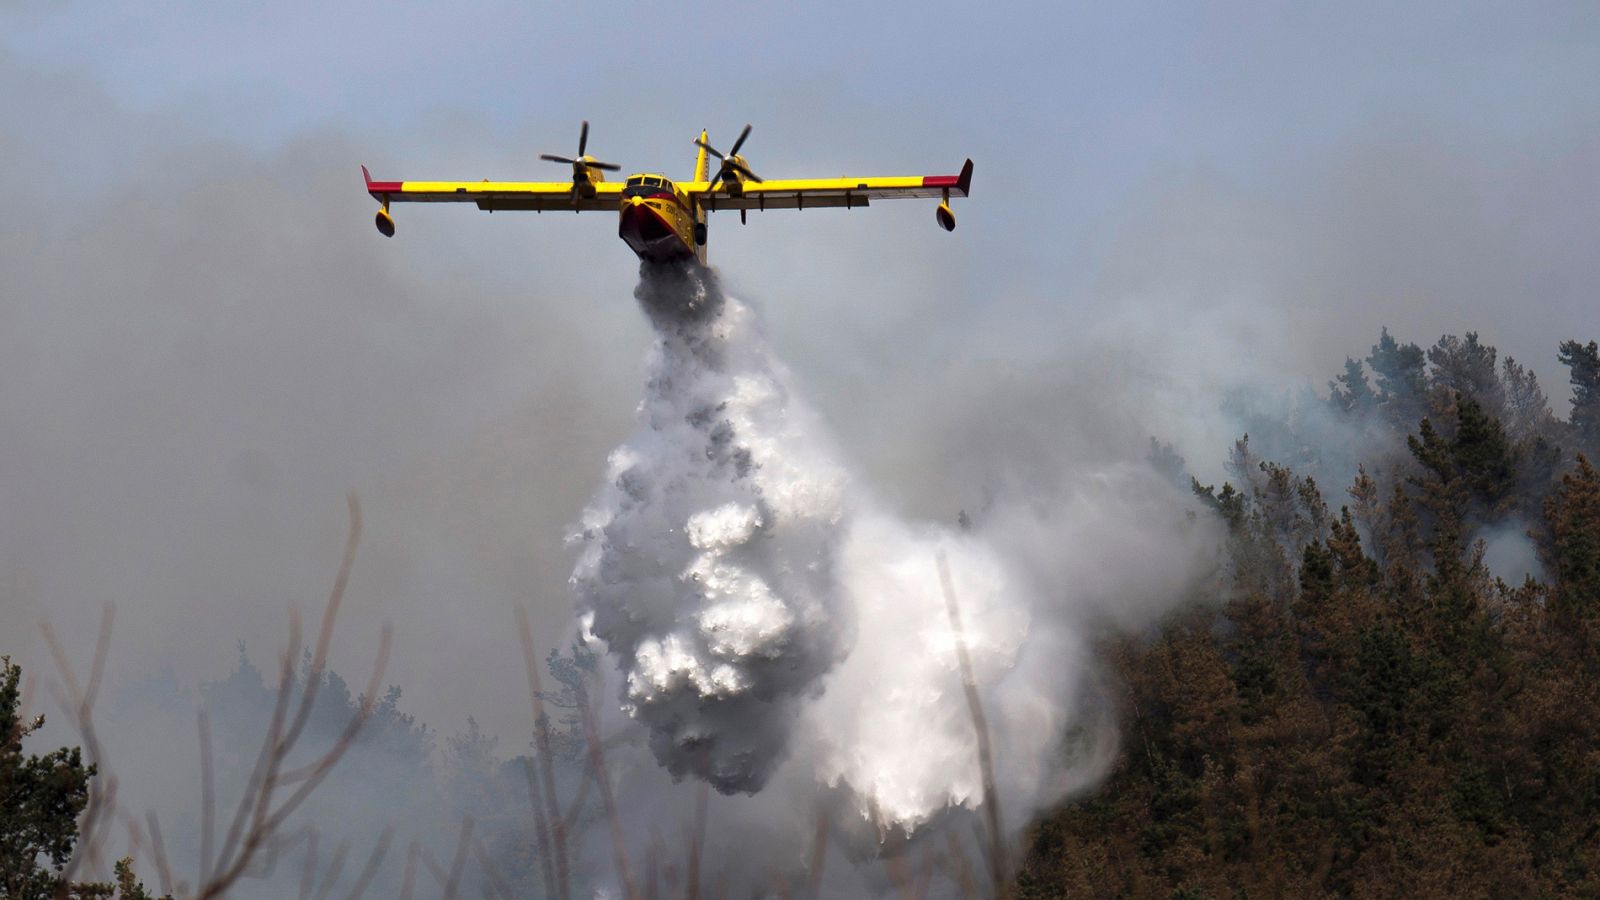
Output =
[
  {"x1": 310, "y1": 835, "x2": 350, "y2": 900},
  {"x1": 39, "y1": 605, "x2": 115, "y2": 884},
  {"x1": 442, "y1": 817, "x2": 475, "y2": 900},
  {"x1": 520, "y1": 755, "x2": 558, "y2": 899},
  {"x1": 937, "y1": 552, "x2": 1008, "y2": 899},
  {"x1": 517, "y1": 604, "x2": 572, "y2": 900},
  {"x1": 194, "y1": 494, "x2": 392, "y2": 899},
  {"x1": 340, "y1": 827, "x2": 392, "y2": 900},
  {"x1": 578, "y1": 679, "x2": 639, "y2": 900},
  {"x1": 806, "y1": 800, "x2": 829, "y2": 896},
  {"x1": 473, "y1": 837, "x2": 516, "y2": 900}
]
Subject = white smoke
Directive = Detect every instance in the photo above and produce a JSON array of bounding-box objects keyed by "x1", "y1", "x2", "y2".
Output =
[
  {"x1": 570, "y1": 265, "x2": 851, "y2": 794},
  {"x1": 805, "y1": 515, "x2": 1045, "y2": 830},
  {"x1": 571, "y1": 265, "x2": 1216, "y2": 842}
]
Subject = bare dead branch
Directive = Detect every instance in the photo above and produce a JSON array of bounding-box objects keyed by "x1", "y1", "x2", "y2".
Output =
[
  {"x1": 806, "y1": 799, "x2": 829, "y2": 896},
  {"x1": 81, "y1": 771, "x2": 118, "y2": 878},
  {"x1": 252, "y1": 817, "x2": 312, "y2": 879},
  {"x1": 562, "y1": 757, "x2": 597, "y2": 830},
  {"x1": 340, "y1": 828, "x2": 392, "y2": 900},
  {"x1": 520, "y1": 755, "x2": 558, "y2": 899},
  {"x1": 38, "y1": 604, "x2": 115, "y2": 885},
  {"x1": 884, "y1": 851, "x2": 915, "y2": 900},
  {"x1": 119, "y1": 812, "x2": 145, "y2": 868},
  {"x1": 199, "y1": 709, "x2": 215, "y2": 885},
  {"x1": 937, "y1": 552, "x2": 1008, "y2": 899},
  {"x1": 279, "y1": 493, "x2": 364, "y2": 756},
  {"x1": 214, "y1": 612, "x2": 299, "y2": 875},
  {"x1": 579, "y1": 680, "x2": 638, "y2": 900},
  {"x1": 473, "y1": 837, "x2": 515, "y2": 900},
  {"x1": 83, "y1": 608, "x2": 113, "y2": 730},
  {"x1": 942, "y1": 831, "x2": 979, "y2": 898},
  {"x1": 517, "y1": 604, "x2": 571, "y2": 900},
  {"x1": 145, "y1": 811, "x2": 176, "y2": 896},
  {"x1": 197, "y1": 495, "x2": 391, "y2": 900},
  {"x1": 310, "y1": 836, "x2": 350, "y2": 900},
  {"x1": 442, "y1": 817, "x2": 475, "y2": 900},
  {"x1": 416, "y1": 845, "x2": 448, "y2": 890},
  {"x1": 260, "y1": 626, "x2": 392, "y2": 832},
  {"x1": 969, "y1": 823, "x2": 992, "y2": 895},
  {"x1": 397, "y1": 841, "x2": 421, "y2": 900},
  {"x1": 298, "y1": 828, "x2": 320, "y2": 900}
]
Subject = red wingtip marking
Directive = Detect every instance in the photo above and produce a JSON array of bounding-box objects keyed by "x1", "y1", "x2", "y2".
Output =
[
  {"x1": 921, "y1": 159, "x2": 975, "y2": 195},
  {"x1": 361, "y1": 166, "x2": 403, "y2": 196}
]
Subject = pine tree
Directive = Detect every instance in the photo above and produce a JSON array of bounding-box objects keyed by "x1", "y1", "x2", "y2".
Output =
[
  {"x1": 1193, "y1": 478, "x2": 1246, "y2": 530},
  {"x1": 1369, "y1": 328, "x2": 1428, "y2": 425},
  {"x1": 1558, "y1": 339, "x2": 1600, "y2": 449},
  {"x1": 0, "y1": 658, "x2": 94, "y2": 900},
  {"x1": 1451, "y1": 393, "x2": 1518, "y2": 510},
  {"x1": 1146, "y1": 437, "x2": 1188, "y2": 488},
  {"x1": 1408, "y1": 415, "x2": 1468, "y2": 571},
  {"x1": 1329, "y1": 357, "x2": 1376, "y2": 416},
  {"x1": 1327, "y1": 506, "x2": 1378, "y2": 588},
  {"x1": 1543, "y1": 454, "x2": 1600, "y2": 622},
  {"x1": 1500, "y1": 355, "x2": 1553, "y2": 444},
  {"x1": 1427, "y1": 332, "x2": 1502, "y2": 410},
  {"x1": 1024, "y1": 333, "x2": 1600, "y2": 898}
]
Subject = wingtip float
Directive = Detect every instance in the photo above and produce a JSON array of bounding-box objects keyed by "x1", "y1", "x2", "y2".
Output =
[{"x1": 361, "y1": 123, "x2": 973, "y2": 265}]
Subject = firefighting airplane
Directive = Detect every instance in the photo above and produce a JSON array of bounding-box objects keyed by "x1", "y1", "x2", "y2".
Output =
[{"x1": 362, "y1": 122, "x2": 973, "y2": 265}]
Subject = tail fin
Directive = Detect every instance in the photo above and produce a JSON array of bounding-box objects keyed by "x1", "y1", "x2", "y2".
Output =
[{"x1": 694, "y1": 129, "x2": 710, "y2": 183}]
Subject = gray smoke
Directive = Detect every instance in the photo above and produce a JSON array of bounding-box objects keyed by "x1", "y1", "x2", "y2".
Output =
[
  {"x1": 570, "y1": 264, "x2": 1220, "y2": 841},
  {"x1": 572, "y1": 266, "x2": 849, "y2": 792}
]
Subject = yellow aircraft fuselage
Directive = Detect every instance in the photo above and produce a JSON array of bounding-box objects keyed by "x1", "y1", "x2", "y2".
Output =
[
  {"x1": 362, "y1": 126, "x2": 971, "y2": 267},
  {"x1": 617, "y1": 176, "x2": 700, "y2": 263},
  {"x1": 616, "y1": 133, "x2": 714, "y2": 264}
]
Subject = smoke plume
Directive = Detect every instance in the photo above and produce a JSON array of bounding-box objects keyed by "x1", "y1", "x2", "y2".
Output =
[
  {"x1": 572, "y1": 266, "x2": 850, "y2": 793},
  {"x1": 571, "y1": 264, "x2": 1213, "y2": 841}
]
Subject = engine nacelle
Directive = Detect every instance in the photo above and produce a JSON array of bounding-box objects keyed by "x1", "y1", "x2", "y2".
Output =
[
  {"x1": 935, "y1": 201, "x2": 956, "y2": 232},
  {"x1": 375, "y1": 207, "x2": 396, "y2": 237}
]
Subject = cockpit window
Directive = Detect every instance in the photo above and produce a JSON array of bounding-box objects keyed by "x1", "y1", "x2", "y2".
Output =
[{"x1": 623, "y1": 175, "x2": 676, "y2": 198}]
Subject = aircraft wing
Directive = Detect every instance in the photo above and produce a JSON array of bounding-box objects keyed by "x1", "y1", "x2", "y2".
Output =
[
  {"x1": 362, "y1": 166, "x2": 622, "y2": 213},
  {"x1": 693, "y1": 159, "x2": 972, "y2": 211}
]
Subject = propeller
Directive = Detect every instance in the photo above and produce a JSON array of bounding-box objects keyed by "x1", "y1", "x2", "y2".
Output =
[
  {"x1": 540, "y1": 121, "x2": 621, "y2": 173},
  {"x1": 696, "y1": 124, "x2": 763, "y2": 195}
]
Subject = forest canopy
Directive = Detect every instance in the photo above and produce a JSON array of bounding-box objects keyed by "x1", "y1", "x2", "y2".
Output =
[
  {"x1": 8, "y1": 328, "x2": 1599, "y2": 898},
  {"x1": 1020, "y1": 331, "x2": 1600, "y2": 898}
]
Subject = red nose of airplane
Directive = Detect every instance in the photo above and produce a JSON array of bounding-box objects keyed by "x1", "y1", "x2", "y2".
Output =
[{"x1": 618, "y1": 199, "x2": 691, "y2": 261}]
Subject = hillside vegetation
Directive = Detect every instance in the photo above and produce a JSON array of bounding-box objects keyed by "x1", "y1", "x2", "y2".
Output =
[{"x1": 1020, "y1": 333, "x2": 1600, "y2": 898}]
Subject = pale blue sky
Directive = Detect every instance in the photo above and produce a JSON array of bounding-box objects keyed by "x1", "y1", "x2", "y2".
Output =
[{"x1": 7, "y1": 1, "x2": 1597, "y2": 325}]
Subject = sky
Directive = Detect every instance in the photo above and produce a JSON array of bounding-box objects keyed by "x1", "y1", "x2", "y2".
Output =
[{"x1": 3, "y1": 0, "x2": 1599, "y2": 761}]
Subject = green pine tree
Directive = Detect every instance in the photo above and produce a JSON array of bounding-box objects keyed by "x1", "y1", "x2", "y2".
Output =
[
  {"x1": 1, "y1": 657, "x2": 93, "y2": 900},
  {"x1": 1558, "y1": 339, "x2": 1600, "y2": 450},
  {"x1": 1330, "y1": 357, "x2": 1376, "y2": 415}
]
